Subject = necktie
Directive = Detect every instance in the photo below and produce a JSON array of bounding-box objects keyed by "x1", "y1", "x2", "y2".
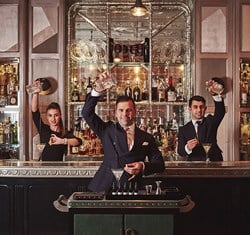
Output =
[
  {"x1": 195, "y1": 121, "x2": 201, "y2": 140},
  {"x1": 126, "y1": 127, "x2": 134, "y2": 150}
]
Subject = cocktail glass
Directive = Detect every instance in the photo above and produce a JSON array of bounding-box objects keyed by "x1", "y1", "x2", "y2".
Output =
[
  {"x1": 155, "y1": 180, "x2": 162, "y2": 195},
  {"x1": 202, "y1": 143, "x2": 212, "y2": 162},
  {"x1": 37, "y1": 143, "x2": 46, "y2": 153},
  {"x1": 111, "y1": 168, "x2": 124, "y2": 190}
]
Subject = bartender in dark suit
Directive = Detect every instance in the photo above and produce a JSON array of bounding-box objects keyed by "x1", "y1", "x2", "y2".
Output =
[
  {"x1": 82, "y1": 72, "x2": 165, "y2": 193},
  {"x1": 177, "y1": 77, "x2": 225, "y2": 161}
]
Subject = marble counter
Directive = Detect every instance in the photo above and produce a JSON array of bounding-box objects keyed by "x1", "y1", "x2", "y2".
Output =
[{"x1": 1, "y1": 160, "x2": 250, "y2": 178}]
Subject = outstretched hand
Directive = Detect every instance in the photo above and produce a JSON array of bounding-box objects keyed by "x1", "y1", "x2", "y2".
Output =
[
  {"x1": 206, "y1": 79, "x2": 224, "y2": 96},
  {"x1": 93, "y1": 71, "x2": 115, "y2": 93}
]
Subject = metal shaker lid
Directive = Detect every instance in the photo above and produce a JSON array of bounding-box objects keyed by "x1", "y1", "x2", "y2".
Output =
[{"x1": 35, "y1": 77, "x2": 57, "y2": 95}]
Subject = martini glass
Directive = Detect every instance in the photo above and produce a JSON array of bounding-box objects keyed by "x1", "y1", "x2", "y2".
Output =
[
  {"x1": 111, "y1": 168, "x2": 124, "y2": 193},
  {"x1": 202, "y1": 143, "x2": 212, "y2": 162},
  {"x1": 37, "y1": 143, "x2": 46, "y2": 153},
  {"x1": 155, "y1": 181, "x2": 162, "y2": 195},
  {"x1": 36, "y1": 143, "x2": 45, "y2": 161}
]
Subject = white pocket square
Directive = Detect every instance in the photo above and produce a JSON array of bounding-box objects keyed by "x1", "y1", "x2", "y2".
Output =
[{"x1": 142, "y1": 142, "x2": 149, "y2": 146}]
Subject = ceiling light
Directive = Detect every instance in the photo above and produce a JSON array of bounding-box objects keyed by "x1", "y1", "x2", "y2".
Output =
[{"x1": 130, "y1": 0, "x2": 148, "y2": 17}]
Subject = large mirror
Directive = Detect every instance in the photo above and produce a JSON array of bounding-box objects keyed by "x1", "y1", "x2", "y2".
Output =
[{"x1": 66, "y1": 1, "x2": 192, "y2": 160}]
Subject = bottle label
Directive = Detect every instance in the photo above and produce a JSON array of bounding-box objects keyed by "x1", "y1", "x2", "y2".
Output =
[
  {"x1": 10, "y1": 96, "x2": 17, "y2": 105},
  {"x1": 168, "y1": 91, "x2": 176, "y2": 102},
  {"x1": 0, "y1": 133, "x2": 3, "y2": 144},
  {"x1": 72, "y1": 94, "x2": 79, "y2": 102},
  {"x1": 158, "y1": 90, "x2": 165, "y2": 102},
  {"x1": 133, "y1": 91, "x2": 140, "y2": 101},
  {"x1": 241, "y1": 93, "x2": 248, "y2": 105},
  {"x1": 71, "y1": 146, "x2": 79, "y2": 154}
]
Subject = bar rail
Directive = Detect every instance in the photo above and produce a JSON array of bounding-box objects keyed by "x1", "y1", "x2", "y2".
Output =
[{"x1": 2, "y1": 160, "x2": 250, "y2": 178}]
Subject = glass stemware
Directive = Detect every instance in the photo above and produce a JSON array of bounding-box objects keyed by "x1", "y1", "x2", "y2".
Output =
[
  {"x1": 36, "y1": 143, "x2": 46, "y2": 161},
  {"x1": 111, "y1": 168, "x2": 124, "y2": 193},
  {"x1": 155, "y1": 180, "x2": 162, "y2": 195},
  {"x1": 202, "y1": 143, "x2": 212, "y2": 162},
  {"x1": 37, "y1": 143, "x2": 46, "y2": 153}
]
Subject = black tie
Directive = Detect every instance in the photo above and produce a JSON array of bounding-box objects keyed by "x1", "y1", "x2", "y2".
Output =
[{"x1": 196, "y1": 121, "x2": 201, "y2": 141}]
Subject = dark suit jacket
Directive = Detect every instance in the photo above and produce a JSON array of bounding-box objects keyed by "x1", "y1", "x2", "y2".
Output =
[
  {"x1": 82, "y1": 95, "x2": 165, "y2": 193},
  {"x1": 177, "y1": 98, "x2": 225, "y2": 161}
]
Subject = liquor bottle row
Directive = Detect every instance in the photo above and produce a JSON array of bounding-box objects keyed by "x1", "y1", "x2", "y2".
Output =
[
  {"x1": 0, "y1": 117, "x2": 18, "y2": 145},
  {"x1": 151, "y1": 75, "x2": 185, "y2": 102},
  {"x1": 68, "y1": 111, "x2": 180, "y2": 160},
  {"x1": 0, "y1": 63, "x2": 19, "y2": 106},
  {"x1": 240, "y1": 113, "x2": 250, "y2": 160},
  {"x1": 70, "y1": 75, "x2": 186, "y2": 103},
  {"x1": 108, "y1": 38, "x2": 150, "y2": 63},
  {"x1": 240, "y1": 62, "x2": 250, "y2": 107}
]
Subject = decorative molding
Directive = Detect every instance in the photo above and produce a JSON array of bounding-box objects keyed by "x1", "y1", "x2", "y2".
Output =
[
  {"x1": 0, "y1": 166, "x2": 98, "y2": 178},
  {"x1": 2, "y1": 161, "x2": 250, "y2": 178}
]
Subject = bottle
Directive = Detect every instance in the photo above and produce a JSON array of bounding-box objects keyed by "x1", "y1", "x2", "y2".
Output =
[
  {"x1": 114, "y1": 43, "x2": 122, "y2": 62},
  {"x1": 124, "y1": 81, "x2": 132, "y2": 97},
  {"x1": 146, "y1": 117, "x2": 152, "y2": 134},
  {"x1": 152, "y1": 119, "x2": 161, "y2": 147},
  {"x1": 122, "y1": 44, "x2": 129, "y2": 62},
  {"x1": 0, "y1": 122, "x2": 4, "y2": 144},
  {"x1": 86, "y1": 77, "x2": 92, "y2": 95},
  {"x1": 139, "y1": 117, "x2": 146, "y2": 131},
  {"x1": 133, "y1": 81, "x2": 141, "y2": 101},
  {"x1": 4, "y1": 117, "x2": 11, "y2": 144},
  {"x1": 108, "y1": 38, "x2": 114, "y2": 63},
  {"x1": 136, "y1": 43, "x2": 144, "y2": 62},
  {"x1": 165, "y1": 76, "x2": 176, "y2": 102},
  {"x1": 70, "y1": 146, "x2": 79, "y2": 155},
  {"x1": 141, "y1": 80, "x2": 149, "y2": 101},
  {"x1": 0, "y1": 73, "x2": 7, "y2": 107},
  {"x1": 78, "y1": 81, "x2": 85, "y2": 102},
  {"x1": 151, "y1": 75, "x2": 158, "y2": 102},
  {"x1": 71, "y1": 81, "x2": 79, "y2": 102},
  {"x1": 176, "y1": 77, "x2": 184, "y2": 101},
  {"x1": 158, "y1": 79, "x2": 165, "y2": 102},
  {"x1": 12, "y1": 121, "x2": 18, "y2": 144},
  {"x1": 144, "y1": 38, "x2": 150, "y2": 62},
  {"x1": 9, "y1": 86, "x2": 18, "y2": 105},
  {"x1": 241, "y1": 82, "x2": 248, "y2": 106}
]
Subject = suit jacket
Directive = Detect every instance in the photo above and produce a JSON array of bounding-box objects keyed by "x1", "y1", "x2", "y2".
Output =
[
  {"x1": 177, "y1": 99, "x2": 225, "y2": 161},
  {"x1": 82, "y1": 95, "x2": 165, "y2": 193}
]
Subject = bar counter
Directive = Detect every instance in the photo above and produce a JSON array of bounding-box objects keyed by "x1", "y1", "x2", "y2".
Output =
[
  {"x1": 1, "y1": 160, "x2": 250, "y2": 235},
  {"x1": 1, "y1": 160, "x2": 250, "y2": 178}
]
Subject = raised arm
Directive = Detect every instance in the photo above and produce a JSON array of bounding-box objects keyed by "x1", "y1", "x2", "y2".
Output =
[{"x1": 31, "y1": 93, "x2": 39, "y2": 112}]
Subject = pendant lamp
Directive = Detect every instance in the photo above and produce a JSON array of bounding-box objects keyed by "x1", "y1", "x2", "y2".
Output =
[{"x1": 130, "y1": 0, "x2": 148, "y2": 17}]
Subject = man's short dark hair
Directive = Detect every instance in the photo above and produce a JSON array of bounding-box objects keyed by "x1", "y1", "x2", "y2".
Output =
[
  {"x1": 116, "y1": 95, "x2": 136, "y2": 109},
  {"x1": 189, "y1": 95, "x2": 206, "y2": 107}
]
